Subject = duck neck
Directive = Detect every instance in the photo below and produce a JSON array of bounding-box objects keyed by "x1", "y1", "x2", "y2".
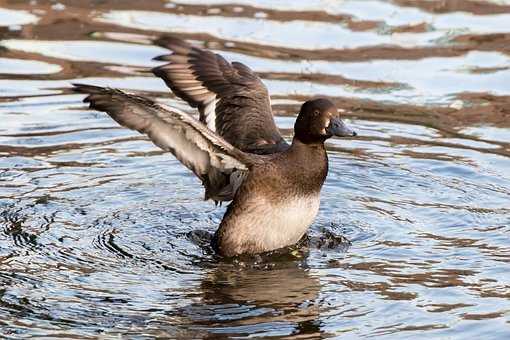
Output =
[
  {"x1": 285, "y1": 138, "x2": 328, "y2": 194},
  {"x1": 290, "y1": 137, "x2": 326, "y2": 153}
]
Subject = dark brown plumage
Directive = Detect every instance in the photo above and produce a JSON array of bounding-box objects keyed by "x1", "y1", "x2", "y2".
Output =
[
  {"x1": 72, "y1": 36, "x2": 356, "y2": 257},
  {"x1": 153, "y1": 36, "x2": 288, "y2": 155}
]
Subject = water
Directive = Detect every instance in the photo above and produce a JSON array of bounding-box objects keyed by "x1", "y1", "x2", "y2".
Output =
[{"x1": 1, "y1": 0, "x2": 509, "y2": 338}]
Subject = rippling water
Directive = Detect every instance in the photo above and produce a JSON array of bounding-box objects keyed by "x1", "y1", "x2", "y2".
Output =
[{"x1": 1, "y1": 0, "x2": 510, "y2": 338}]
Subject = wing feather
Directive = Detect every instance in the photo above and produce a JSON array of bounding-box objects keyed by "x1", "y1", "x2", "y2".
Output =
[
  {"x1": 152, "y1": 36, "x2": 289, "y2": 155},
  {"x1": 73, "y1": 83, "x2": 255, "y2": 201}
]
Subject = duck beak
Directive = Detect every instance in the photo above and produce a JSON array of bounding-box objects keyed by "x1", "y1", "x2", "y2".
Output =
[{"x1": 326, "y1": 117, "x2": 357, "y2": 137}]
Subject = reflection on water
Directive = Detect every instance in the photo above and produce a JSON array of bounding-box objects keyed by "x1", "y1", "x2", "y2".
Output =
[
  {"x1": 1, "y1": 0, "x2": 510, "y2": 338},
  {"x1": 186, "y1": 263, "x2": 322, "y2": 337}
]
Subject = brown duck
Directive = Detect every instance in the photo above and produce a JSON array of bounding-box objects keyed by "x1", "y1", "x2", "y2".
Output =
[{"x1": 73, "y1": 36, "x2": 356, "y2": 257}]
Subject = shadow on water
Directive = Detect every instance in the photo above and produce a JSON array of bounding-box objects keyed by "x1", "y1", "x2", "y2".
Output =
[
  {"x1": 188, "y1": 263, "x2": 322, "y2": 338},
  {"x1": 1, "y1": 0, "x2": 510, "y2": 338}
]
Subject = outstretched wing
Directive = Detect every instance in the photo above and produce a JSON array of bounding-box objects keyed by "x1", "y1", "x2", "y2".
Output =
[
  {"x1": 73, "y1": 83, "x2": 254, "y2": 201},
  {"x1": 152, "y1": 36, "x2": 289, "y2": 155}
]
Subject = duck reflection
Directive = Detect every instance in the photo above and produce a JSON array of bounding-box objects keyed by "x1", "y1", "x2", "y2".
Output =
[{"x1": 185, "y1": 256, "x2": 322, "y2": 338}]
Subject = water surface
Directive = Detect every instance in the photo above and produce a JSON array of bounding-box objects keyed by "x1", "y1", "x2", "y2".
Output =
[{"x1": 1, "y1": 0, "x2": 509, "y2": 338}]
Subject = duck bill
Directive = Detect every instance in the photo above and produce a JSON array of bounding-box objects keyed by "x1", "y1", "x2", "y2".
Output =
[{"x1": 326, "y1": 117, "x2": 357, "y2": 137}]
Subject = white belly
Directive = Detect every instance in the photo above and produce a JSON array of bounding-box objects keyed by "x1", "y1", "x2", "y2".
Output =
[{"x1": 257, "y1": 194, "x2": 320, "y2": 250}]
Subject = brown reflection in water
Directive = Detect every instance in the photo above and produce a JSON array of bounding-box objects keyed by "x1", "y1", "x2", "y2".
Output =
[
  {"x1": 462, "y1": 311, "x2": 507, "y2": 320},
  {"x1": 2, "y1": 1, "x2": 510, "y2": 132},
  {"x1": 453, "y1": 33, "x2": 510, "y2": 56},
  {"x1": 454, "y1": 92, "x2": 510, "y2": 127},
  {"x1": 371, "y1": 323, "x2": 448, "y2": 337},
  {"x1": 326, "y1": 257, "x2": 488, "y2": 300},
  {"x1": 168, "y1": 2, "x2": 437, "y2": 35},
  {"x1": 257, "y1": 71, "x2": 399, "y2": 89},
  {"x1": 190, "y1": 263, "x2": 323, "y2": 337},
  {"x1": 0, "y1": 49, "x2": 127, "y2": 80},
  {"x1": 418, "y1": 232, "x2": 510, "y2": 264},
  {"x1": 3, "y1": 1, "x2": 510, "y2": 61},
  {"x1": 419, "y1": 303, "x2": 474, "y2": 313},
  {"x1": 196, "y1": 33, "x2": 510, "y2": 63},
  {"x1": 0, "y1": 135, "x2": 143, "y2": 157},
  {"x1": 275, "y1": 97, "x2": 510, "y2": 140},
  {"x1": 394, "y1": 0, "x2": 510, "y2": 15},
  {"x1": 339, "y1": 276, "x2": 418, "y2": 301}
]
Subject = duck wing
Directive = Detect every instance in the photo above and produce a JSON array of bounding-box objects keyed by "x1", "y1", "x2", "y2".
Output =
[
  {"x1": 152, "y1": 36, "x2": 289, "y2": 155},
  {"x1": 73, "y1": 83, "x2": 257, "y2": 202}
]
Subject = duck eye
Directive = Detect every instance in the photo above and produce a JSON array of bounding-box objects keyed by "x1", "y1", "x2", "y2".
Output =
[{"x1": 313, "y1": 110, "x2": 320, "y2": 116}]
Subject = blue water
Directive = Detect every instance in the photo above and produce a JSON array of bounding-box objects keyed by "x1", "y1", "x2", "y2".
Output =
[{"x1": 1, "y1": 0, "x2": 509, "y2": 338}]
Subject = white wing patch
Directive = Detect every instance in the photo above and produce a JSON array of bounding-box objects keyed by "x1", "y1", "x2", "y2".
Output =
[
  {"x1": 77, "y1": 84, "x2": 248, "y2": 181},
  {"x1": 155, "y1": 62, "x2": 219, "y2": 132},
  {"x1": 203, "y1": 97, "x2": 219, "y2": 132},
  {"x1": 155, "y1": 102, "x2": 247, "y2": 173}
]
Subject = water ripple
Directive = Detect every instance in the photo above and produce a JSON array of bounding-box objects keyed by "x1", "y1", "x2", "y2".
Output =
[{"x1": 1, "y1": 0, "x2": 510, "y2": 338}]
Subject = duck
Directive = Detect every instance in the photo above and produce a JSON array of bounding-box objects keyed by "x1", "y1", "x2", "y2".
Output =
[{"x1": 73, "y1": 36, "x2": 356, "y2": 257}]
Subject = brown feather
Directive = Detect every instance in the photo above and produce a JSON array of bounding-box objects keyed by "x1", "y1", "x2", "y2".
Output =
[
  {"x1": 73, "y1": 83, "x2": 257, "y2": 201},
  {"x1": 152, "y1": 36, "x2": 289, "y2": 155}
]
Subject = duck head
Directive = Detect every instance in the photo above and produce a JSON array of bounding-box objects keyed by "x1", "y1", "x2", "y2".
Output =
[{"x1": 294, "y1": 98, "x2": 356, "y2": 144}]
